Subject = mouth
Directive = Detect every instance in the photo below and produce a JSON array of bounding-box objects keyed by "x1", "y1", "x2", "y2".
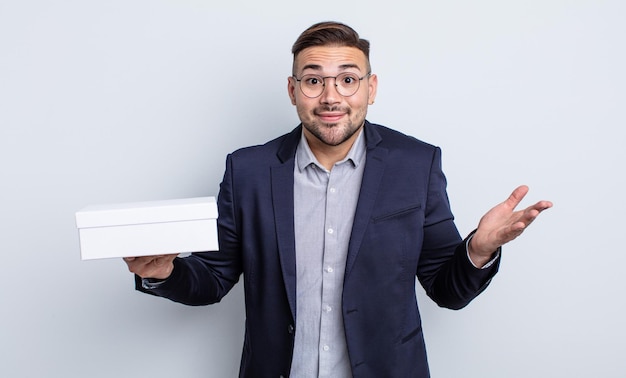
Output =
[{"x1": 315, "y1": 111, "x2": 346, "y2": 124}]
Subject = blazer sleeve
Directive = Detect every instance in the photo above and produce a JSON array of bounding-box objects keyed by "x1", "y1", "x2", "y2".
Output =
[
  {"x1": 135, "y1": 153, "x2": 243, "y2": 305},
  {"x1": 416, "y1": 147, "x2": 499, "y2": 310}
]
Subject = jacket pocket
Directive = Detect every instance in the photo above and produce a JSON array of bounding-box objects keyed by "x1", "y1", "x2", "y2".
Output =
[{"x1": 372, "y1": 203, "x2": 422, "y2": 223}]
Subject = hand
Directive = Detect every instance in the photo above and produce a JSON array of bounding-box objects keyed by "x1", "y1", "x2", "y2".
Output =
[
  {"x1": 123, "y1": 254, "x2": 178, "y2": 280},
  {"x1": 469, "y1": 185, "x2": 553, "y2": 267}
]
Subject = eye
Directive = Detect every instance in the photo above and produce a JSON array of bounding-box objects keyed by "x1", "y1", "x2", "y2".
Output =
[
  {"x1": 303, "y1": 75, "x2": 323, "y2": 86},
  {"x1": 341, "y1": 74, "x2": 358, "y2": 85}
]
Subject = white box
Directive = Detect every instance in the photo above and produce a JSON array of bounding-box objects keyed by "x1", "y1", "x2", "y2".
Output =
[{"x1": 75, "y1": 196, "x2": 218, "y2": 260}]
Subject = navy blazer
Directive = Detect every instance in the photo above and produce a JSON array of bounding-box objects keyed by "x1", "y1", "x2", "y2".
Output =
[{"x1": 138, "y1": 121, "x2": 499, "y2": 377}]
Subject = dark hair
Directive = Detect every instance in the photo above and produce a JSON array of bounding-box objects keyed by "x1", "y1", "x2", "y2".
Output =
[{"x1": 291, "y1": 21, "x2": 370, "y2": 71}]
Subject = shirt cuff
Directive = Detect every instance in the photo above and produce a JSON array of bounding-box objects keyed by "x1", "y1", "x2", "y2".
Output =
[
  {"x1": 141, "y1": 277, "x2": 168, "y2": 290},
  {"x1": 466, "y1": 234, "x2": 500, "y2": 269}
]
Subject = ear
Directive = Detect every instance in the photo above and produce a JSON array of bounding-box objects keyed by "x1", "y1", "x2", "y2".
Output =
[
  {"x1": 367, "y1": 73, "x2": 378, "y2": 105},
  {"x1": 287, "y1": 76, "x2": 297, "y2": 105}
]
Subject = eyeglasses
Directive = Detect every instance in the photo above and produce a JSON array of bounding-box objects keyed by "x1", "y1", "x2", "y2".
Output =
[{"x1": 292, "y1": 72, "x2": 370, "y2": 98}]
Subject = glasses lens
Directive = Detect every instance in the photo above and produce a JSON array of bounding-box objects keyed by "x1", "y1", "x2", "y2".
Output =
[
  {"x1": 335, "y1": 73, "x2": 361, "y2": 96},
  {"x1": 300, "y1": 75, "x2": 324, "y2": 98}
]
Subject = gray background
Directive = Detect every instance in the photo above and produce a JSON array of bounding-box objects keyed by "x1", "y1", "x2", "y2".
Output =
[{"x1": 1, "y1": 0, "x2": 624, "y2": 377}]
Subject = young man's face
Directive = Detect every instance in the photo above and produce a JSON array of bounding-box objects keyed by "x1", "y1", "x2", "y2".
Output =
[{"x1": 288, "y1": 46, "x2": 377, "y2": 148}]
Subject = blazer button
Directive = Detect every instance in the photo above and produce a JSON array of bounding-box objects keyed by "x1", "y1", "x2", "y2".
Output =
[{"x1": 287, "y1": 324, "x2": 294, "y2": 334}]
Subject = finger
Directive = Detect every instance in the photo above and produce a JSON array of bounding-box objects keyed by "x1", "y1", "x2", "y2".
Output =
[
  {"x1": 156, "y1": 253, "x2": 179, "y2": 262},
  {"x1": 536, "y1": 200, "x2": 554, "y2": 211},
  {"x1": 124, "y1": 256, "x2": 159, "y2": 274},
  {"x1": 123, "y1": 257, "x2": 144, "y2": 274},
  {"x1": 503, "y1": 224, "x2": 525, "y2": 242},
  {"x1": 524, "y1": 200, "x2": 553, "y2": 219},
  {"x1": 504, "y1": 185, "x2": 529, "y2": 209},
  {"x1": 513, "y1": 201, "x2": 553, "y2": 231},
  {"x1": 499, "y1": 219, "x2": 529, "y2": 242}
]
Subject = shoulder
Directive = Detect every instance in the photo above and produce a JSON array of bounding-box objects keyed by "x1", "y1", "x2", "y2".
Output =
[{"x1": 365, "y1": 121, "x2": 440, "y2": 156}]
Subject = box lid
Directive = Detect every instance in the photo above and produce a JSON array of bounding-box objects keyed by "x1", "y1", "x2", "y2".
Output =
[{"x1": 75, "y1": 196, "x2": 217, "y2": 228}]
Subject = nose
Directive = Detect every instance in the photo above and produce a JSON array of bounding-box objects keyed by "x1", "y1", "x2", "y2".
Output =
[{"x1": 319, "y1": 78, "x2": 341, "y2": 104}]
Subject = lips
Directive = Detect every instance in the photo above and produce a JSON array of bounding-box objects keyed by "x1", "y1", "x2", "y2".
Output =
[
  {"x1": 319, "y1": 114, "x2": 344, "y2": 123},
  {"x1": 315, "y1": 111, "x2": 346, "y2": 123}
]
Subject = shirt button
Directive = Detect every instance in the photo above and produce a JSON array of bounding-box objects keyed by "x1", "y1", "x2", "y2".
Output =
[
  {"x1": 322, "y1": 345, "x2": 330, "y2": 352},
  {"x1": 324, "y1": 305, "x2": 332, "y2": 312},
  {"x1": 326, "y1": 266, "x2": 334, "y2": 273},
  {"x1": 330, "y1": 187, "x2": 336, "y2": 193},
  {"x1": 327, "y1": 228, "x2": 334, "y2": 234}
]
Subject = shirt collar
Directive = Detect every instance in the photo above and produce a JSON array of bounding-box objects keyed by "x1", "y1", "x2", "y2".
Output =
[{"x1": 296, "y1": 126, "x2": 366, "y2": 172}]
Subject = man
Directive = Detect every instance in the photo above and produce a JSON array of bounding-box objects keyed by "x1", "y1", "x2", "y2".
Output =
[{"x1": 124, "y1": 21, "x2": 552, "y2": 377}]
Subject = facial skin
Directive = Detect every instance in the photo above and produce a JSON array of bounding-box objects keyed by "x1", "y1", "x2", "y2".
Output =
[{"x1": 288, "y1": 46, "x2": 377, "y2": 165}]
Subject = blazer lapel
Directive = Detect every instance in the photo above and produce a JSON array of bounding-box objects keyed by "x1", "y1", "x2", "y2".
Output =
[
  {"x1": 345, "y1": 123, "x2": 387, "y2": 279},
  {"x1": 271, "y1": 126, "x2": 301, "y2": 320}
]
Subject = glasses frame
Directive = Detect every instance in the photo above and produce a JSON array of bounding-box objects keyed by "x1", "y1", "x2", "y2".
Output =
[{"x1": 292, "y1": 72, "x2": 371, "y2": 98}]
